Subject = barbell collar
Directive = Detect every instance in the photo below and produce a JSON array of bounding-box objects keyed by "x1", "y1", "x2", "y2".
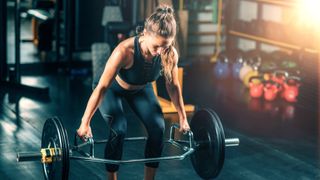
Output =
[{"x1": 225, "y1": 138, "x2": 240, "y2": 147}]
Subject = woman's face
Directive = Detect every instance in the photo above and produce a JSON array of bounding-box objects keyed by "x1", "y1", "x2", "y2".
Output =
[{"x1": 144, "y1": 31, "x2": 174, "y2": 56}]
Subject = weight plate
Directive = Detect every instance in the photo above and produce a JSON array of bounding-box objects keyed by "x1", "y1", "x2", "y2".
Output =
[
  {"x1": 190, "y1": 109, "x2": 225, "y2": 179},
  {"x1": 41, "y1": 117, "x2": 69, "y2": 180}
]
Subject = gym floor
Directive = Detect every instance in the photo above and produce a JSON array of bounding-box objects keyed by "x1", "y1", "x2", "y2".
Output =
[{"x1": 1, "y1": 9, "x2": 320, "y2": 180}]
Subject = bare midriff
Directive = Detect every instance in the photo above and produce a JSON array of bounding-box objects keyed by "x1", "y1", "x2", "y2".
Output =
[{"x1": 115, "y1": 75, "x2": 146, "y2": 90}]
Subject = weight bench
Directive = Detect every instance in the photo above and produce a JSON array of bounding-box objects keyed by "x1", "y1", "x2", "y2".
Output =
[
  {"x1": 24, "y1": 9, "x2": 53, "y2": 44},
  {"x1": 27, "y1": 9, "x2": 53, "y2": 21}
]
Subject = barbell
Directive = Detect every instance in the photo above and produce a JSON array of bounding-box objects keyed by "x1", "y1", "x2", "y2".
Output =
[{"x1": 16, "y1": 108, "x2": 239, "y2": 179}]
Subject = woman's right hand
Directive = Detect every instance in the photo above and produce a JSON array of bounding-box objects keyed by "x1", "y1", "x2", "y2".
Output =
[{"x1": 77, "y1": 123, "x2": 93, "y2": 141}]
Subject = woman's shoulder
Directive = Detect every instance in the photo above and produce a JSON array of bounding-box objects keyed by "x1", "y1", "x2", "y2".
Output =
[
  {"x1": 118, "y1": 36, "x2": 135, "y2": 52},
  {"x1": 112, "y1": 37, "x2": 135, "y2": 58}
]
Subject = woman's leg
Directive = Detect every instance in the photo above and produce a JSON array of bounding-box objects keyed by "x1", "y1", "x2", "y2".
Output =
[
  {"x1": 107, "y1": 172, "x2": 117, "y2": 180},
  {"x1": 144, "y1": 166, "x2": 157, "y2": 180},
  {"x1": 98, "y1": 88, "x2": 127, "y2": 179},
  {"x1": 126, "y1": 84, "x2": 165, "y2": 179}
]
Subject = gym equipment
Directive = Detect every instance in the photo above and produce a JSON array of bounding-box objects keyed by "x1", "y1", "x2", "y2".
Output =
[
  {"x1": 91, "y1": 43, "x2": 111, "y2": 85},
  {"x1": 17, "y1": 109, "x2": 239, "y2": 179},
  {"x1": 263, "y1": 72, "x2": 273, "y2": 81},
  {"x1": 41, "y1": 117, "x2": 70, "y2": 180},
  {"x1": 239, "y1": 52, "x2": 262, "y2": 82},
  {"x1": 243, "y1": 66, "x2": 259, "y2": 87},
  {"x1": 0, "y1": 0, "x2": 49, "y2": 99},
  {"x1": 190, "y1": 109, "x2": 226, "y2": 178},
  {"x1": 239, "y1": 62, "x2": 253, "y2": 81},
  {"x1": 272, "y1": 70, "x2": 288, "y2": 94},
  {"x1": 281, "y1": 59, "x2": 301, "y2": 78},
  {"x1": 249, "y1": 76, "x2": 264, "y2": 98},
  {"x1": 263, "y1": 81, "x2": 280, "y2": 101},
  {"x1": 246, "y1": 53, "x2": 262, "y2": 68},
  {"x1": 213, "y1": 55, "x2": 230, "y2": 79},
  {"x1": 37, "y1": 19, "x2": 54, "y2": 52},
  {"x1": 282, "y1": 76, "x2": 301, "y2": 103},
  {"x1": 24, "y1": 1, "x2": 55, "y2": 46},
  {"x1": 0, "y1": 0, "x2": 7, "y2": 80},
  {"x1": 272, "y1": 70, "x2": 288, "y2": 84},
  {"x1": 231, "y1": 56, "x2": 244, "y2": 79}
]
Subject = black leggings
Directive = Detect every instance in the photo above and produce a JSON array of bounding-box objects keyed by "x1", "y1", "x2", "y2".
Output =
[{"x1": 96, "y1": 80, "x2": 165, "y2": 172}]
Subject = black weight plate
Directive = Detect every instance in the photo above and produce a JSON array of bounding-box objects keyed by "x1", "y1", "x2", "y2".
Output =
[
  {"x1": 208, "y1": 108, "x2": 226, "y2": 175},
  {"x1": 54, "y1": 117, "x2": 70, "y2": 180},
  {"x1": 190, "y1": 109, "x2": 225, "y2": 179},
  {"x1": 41, "y1": 117, "x2": 69, "y2": 180}
]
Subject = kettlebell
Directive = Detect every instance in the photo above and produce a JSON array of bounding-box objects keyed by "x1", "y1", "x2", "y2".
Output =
[
  {"x1": 243, "y1": 66, "x2": 259, "y2": 87},
  {"x1": 213, "y1": 55, "x2": 230, "y2": 79},
  {"x1": 272, "y1": 70, "x2": 289, "y2": 95},
  {"x1": 249, "y1": 55, "x2": 262, "y2": 68},
  {"x1": 272, "y1": 70, "x2": 289, "y2": 85},
  {"x1": 283, "y1": 76, "x2": 301, "y2": 103},
  {"x1": 239, "y1": 55, "x2": 261, "y2": 82},
  {"x1": 232, "y1": 56, "x2": 244, "y2": 79},
  {"x1": 239, "y1": 61, "x2": 253, "y2": 81},
  {"x1": 263, "y1": 80, "x2": 280, "y2": 101},
  {"x1": 263, "y1": 72, "x2": 273, "y2": 81},
  {"x1": 249, "y1": 76, "x2": 264, "y2": 98}
]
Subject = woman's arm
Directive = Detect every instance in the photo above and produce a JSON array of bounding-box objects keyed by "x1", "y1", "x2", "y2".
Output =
[
  {"x1": 81, "y1": 46, "x2": 128, "y2": 127},
  {"x1": 165, "y1": 48, "x2": 190, "y2": 132}
]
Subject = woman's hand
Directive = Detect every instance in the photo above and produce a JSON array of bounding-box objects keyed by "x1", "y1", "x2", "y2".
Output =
[
  {"x1": 77, "y1": 123, "x2": 93, "y2": 141},
  {"x1": 179, "y1": 118, "x2": 190, "y2": 134}
]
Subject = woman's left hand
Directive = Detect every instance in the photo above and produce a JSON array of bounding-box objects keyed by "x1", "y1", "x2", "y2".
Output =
[{"x1": 179, "y1": 118, "x2": 190, "y2": 134}]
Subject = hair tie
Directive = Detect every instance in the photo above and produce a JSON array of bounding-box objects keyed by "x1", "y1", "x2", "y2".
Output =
[{"x1": 157, "y1": 6, "x2": 173, "y2": 15}]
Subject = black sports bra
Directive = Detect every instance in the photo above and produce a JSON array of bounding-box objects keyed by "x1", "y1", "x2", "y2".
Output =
[{"x1": 118, "y1": 36, "x2": 162, "y2": 85}]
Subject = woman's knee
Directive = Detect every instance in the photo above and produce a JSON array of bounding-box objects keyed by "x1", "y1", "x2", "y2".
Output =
[
  {"x1": 104, "y1": 128, "x2": 126, "y2": 173},
  {"x1": 106, "y1": 126, "x2": 126, "y2": 152},
  {"x1": 144, "y1": 122, "x2": 164, "y2": 169},
  {"x1": 148, "y1": 117, "x2": 165, "y2": 138},
  {"x1": 145, "y1": 117, "x2": 165, "y2": 153}
]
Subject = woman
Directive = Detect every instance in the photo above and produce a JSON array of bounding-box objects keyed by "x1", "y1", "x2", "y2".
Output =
[{"x1": 77, "y1": 5, "x2": 190, "y2": 180}]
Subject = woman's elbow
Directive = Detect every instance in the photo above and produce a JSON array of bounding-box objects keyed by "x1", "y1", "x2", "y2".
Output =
[
  {"x1": 94, "y1": 83, "x2": 108, "y2": 95},
  {"x1": 166, "y1": 83, "x2": 178, "y2": 93}
]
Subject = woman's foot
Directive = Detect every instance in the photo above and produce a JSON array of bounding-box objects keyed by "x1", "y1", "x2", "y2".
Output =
[{"x1": 144, "y1": 166, "x2": 157, "y2": 180}]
